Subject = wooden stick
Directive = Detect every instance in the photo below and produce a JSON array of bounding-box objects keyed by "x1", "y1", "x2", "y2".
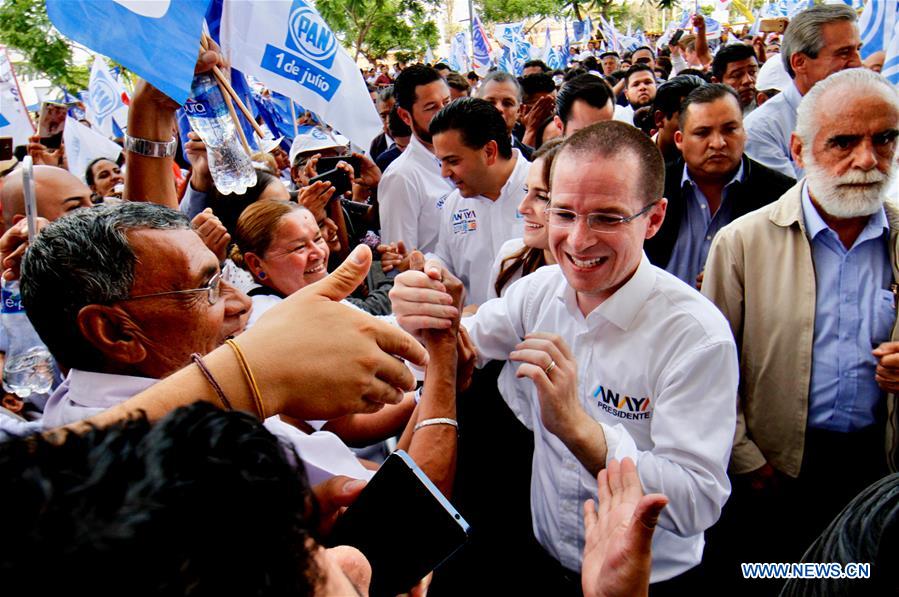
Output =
[
  {"x1": 200, "y1": 32, "x2": 267, "y2": 140},
  {"x1": 223, "y1": 86, "x2": 251, "y2": 155}
]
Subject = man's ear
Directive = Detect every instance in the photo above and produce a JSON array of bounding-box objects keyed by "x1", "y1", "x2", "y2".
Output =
[
  {"x1": 645, "y1": 198, "x2": 668, "y2": 240},
  {"x1": 76, "y1": 304, "x2": 147, "y2": 366},
  {"x1": 790, "y1": 132, "x2": 805, "y2": 169},
  {"x1": 653, "y1": 110, "x2": 665, "y2": 131},
  {"x1": 674, "y1": 129, "x2": 684, "y2": 152},
  {"x1": 790, "y1": 52, "x2": 807, "y2": 79},
  {"x1": 553, "y1": 115, "x2": 565, "y2": 136},
  {"x1": 396, "y1": 106, "x2": 413, "y2": 128},
  {"x1": 483, "y1": 140, "x2": 499, "y2": 165}
]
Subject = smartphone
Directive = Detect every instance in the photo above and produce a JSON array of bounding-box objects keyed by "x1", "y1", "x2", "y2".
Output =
[
  {"x1": 0, "y1": 137, "x2": 12, "y2": 162},
  {"x1": 760, "y1": 18, "x2": 788, "y2": 34},
  {"x1": 327, "y1": 450, "x2": 470, "y2": 596},
  {"x1": 316, "y1": 155, "x2": 361, "y2": 178},
  {"x1": 309, "y1": 167, "x2": 352, "y2": 196},
  {"x1": 340, "y1": 197, "x2": 371, "y2": 218},
  {"x1": 670, "y1": 29, "x2": 684, "y2": 46},
  {"x1": 38, "y1": 101, "x2": 67, "y2": 148}
]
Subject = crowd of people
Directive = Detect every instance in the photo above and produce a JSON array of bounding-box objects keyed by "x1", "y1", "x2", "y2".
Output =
[{"x1": 1, "y1": 4, "x2": 898, "y2": 595}]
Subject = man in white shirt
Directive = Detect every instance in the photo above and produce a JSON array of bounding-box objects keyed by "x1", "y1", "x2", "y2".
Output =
[
  {"x1": 744, "y1": 4, "x2": 861, "y2": 179},
  {"x1": 378, "y1": 65, "x2": 455, "y2": 254},
  {"x1": 427, "y1": 98, "x2": 531, "y2": 305},
  {"x1": 390, "y1": 121, "x2": 738, "y2": 589}
]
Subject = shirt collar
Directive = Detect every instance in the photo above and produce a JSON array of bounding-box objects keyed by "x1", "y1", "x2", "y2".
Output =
[
  {"x1": 784, "y1": 81, "x2": 803, "y2": 111},
  {"x1": 408, "y1": 135, "x2": 442, "y2": 170},
  {"x1": 800, "y1": 180, "x2": 889, "y2": 242},
  {"x1": 681, "y1": 159, "x2": 745, "y2": 190},
  {"x1": 555, "y1": 253, "x2": 655, "y2": 331},
  {"x1": 66, "y1": 369, "x2": 157, "y2": 409}
]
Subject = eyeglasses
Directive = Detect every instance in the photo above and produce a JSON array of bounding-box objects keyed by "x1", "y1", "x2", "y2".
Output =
[
  {"x1": 118, "y1": 272, "x2": 222, "y2": 306},
  {"x1": 545, "y1": 201, "x2": 658, "y2": 233}
]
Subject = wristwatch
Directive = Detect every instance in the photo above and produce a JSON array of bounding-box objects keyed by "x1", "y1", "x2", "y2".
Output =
[{"x1": 124, "y1": 135, "x2": 178, "y2": 158}]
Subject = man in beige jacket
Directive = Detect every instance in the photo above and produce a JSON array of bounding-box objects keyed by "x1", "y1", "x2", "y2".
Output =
[{"x1": 702, "y1": 68, "x2": 899, "y2": 583}]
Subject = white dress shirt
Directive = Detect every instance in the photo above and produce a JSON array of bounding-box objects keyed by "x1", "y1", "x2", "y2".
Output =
[
  {"x1": 378, "y1": 135, "x2": 456, "y2": 254},
  {"x1": 429, "y1": 151, "x2": 530, "y2": 305},
  {"x1": 41, "y1": 369, "x2": 373, "y2": 486},
  {"x1": 463, "y1": 256, "x2": 738, "y2": 582},
  {"x1": 613, "y1": 104, "x2": 636, "y2": 126},
  {"x1": 744, "y1": 81, "x2": 804, "y2": 179}
]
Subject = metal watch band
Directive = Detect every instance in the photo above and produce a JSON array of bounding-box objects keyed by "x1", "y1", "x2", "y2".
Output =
[{"x1": 124, "y1": 135, "x2": 177, "y2": 158}]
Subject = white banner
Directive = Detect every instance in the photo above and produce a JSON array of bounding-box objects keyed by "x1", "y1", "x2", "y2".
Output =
[
  {"x1": 0, "y1": 50, "x2": 35, "y2": 147},
  {"x1": 86, "y1": 57, "x2": 130, "y2": 138},
  {"x1": 220, "y1": 0, "x2": 380, "y2": 150},
  {"x1": 63, "y1": 116, "x2": 123, "y2": 182}
]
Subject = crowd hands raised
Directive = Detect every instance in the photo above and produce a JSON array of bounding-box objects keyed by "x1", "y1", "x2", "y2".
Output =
[{"x1": 3, "y1": 4, "x2": 899, "y2": 595}]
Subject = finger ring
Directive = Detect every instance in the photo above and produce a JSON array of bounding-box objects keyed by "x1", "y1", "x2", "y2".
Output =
[{"x1": 544, "y1": 360, "x2": 557, "y2": 375}]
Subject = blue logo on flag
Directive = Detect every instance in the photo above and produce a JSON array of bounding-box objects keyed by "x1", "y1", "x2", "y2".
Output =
[
  {"x1": 285, "y1": 0, "x2": 338, "y2": 69},
  {"x1": 0, "y1": 114, "x2": 9, "y2": 128},
  {"x1": 90, "y1": 74, "x2": 119, "y2": 120}
]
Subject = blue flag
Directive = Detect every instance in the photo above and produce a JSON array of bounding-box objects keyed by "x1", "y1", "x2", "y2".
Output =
[
  {"x1": 563, "y1": 21, "x2": 571, "y2": 66},
  {"x1": 883, "y1": 18, "x2": 899, "y2": 84},
  {"x1": 46, "y1": 0, "x2": 211, "y2": 105},
  {"x1": 472, "y1": 14, "x2": 492, "y2": 73},
  {"x1": 859, "y1": 0, "x2": 899, "y2": 59}
]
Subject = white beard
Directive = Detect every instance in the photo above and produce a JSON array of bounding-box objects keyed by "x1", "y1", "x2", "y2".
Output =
[{"x1": 804, "y1": 151, "x2": 893, "y2": 219}]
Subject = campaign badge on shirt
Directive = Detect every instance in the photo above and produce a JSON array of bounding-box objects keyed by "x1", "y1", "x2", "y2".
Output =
[
  {"x1": 592, "y1": 382, "x2": 652, "y2": 421},
  {"x1": 452, "y1": 207, "x2": 478, "y2": 235},
  {"x1": 436, "y1": 192, "x2": 450, "y2": 210}
]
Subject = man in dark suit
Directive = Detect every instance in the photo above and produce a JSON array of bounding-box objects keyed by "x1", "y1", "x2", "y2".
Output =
[{"x1": 645, "y1": 84, "x2": 795, "y2": 287}]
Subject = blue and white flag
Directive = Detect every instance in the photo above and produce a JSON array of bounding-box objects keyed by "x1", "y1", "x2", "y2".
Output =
[
  {"x1": 749, "y1": 10, "x2": 762, "y2": 37},
  {"x1": 86, "y1": 57, "x2": 130, "y2": 139},
  {"x1": 472, "y1": 14, "x2": 492, "y2": 74},
  {"x1": 495, "y1": 22, "x2": 525, "y2": 48},
  {"x1": 883, "y1": 18, "x2": 899, "y2": 84},
  {"x1": 46, "y1": 0, "x2": 211, "y2": 105},
  {"x1": 859, "y1": 0, "x2": 899, "y2": 59},
  {"x1": 220, "y1": 0, "x2": 381, "y2": 150},
  {"x1": 572, "y1": 19, "x2": 590, "y2": 43},
  {"x1": 424, "y1": 45, "x2": 435, "y2": 65},
  {"x1": 0, "y1": 49, "x2": 34, "y2": 146},
  {"x1": 703, "y1": 16, "x2": 723, "y2": 40},
  {"x1": 63, "y1": 116, "x2": 122, "y2": 182},
  {"x1": 563, "y1": 20, "x2": 571, "y2": 65},
  {"x1": 449, "y1": 32, "x2": 471, "y2": 73},
  {"x1": 542, "y1": 26, "x2": 554, "y2": 64}
]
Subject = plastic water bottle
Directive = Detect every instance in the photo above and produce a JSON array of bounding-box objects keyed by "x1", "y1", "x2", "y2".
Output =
[
  {"x1": 2, "y1": 279, "x2": 58, "y2": 399},
  {"x1": 184, "y1": 72, "x2": 257, "y2": 195}
]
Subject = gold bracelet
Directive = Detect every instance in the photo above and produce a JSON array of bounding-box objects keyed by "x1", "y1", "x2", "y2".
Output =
[{"x1": 225, "y1": 339, "x2": 266, "y2": 419}]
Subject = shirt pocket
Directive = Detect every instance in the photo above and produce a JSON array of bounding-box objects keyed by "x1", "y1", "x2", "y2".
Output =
[{"x1": 873, "y1": 289, "x2": 897, "y2": 345}]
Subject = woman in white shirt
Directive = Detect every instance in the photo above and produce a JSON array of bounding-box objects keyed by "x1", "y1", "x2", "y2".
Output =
[{"x1": 489, "y1": 137, "x2": 563, "y2": 299}]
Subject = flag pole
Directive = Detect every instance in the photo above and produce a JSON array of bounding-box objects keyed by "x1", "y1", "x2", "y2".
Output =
[{"x1": 3, "y1": 47, "x2": 35, "y2": 132}]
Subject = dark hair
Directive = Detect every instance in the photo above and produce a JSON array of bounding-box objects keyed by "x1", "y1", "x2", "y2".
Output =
[
  {"x1": 0, "y1": 402, "x2": 320, "y2": 596},
  {"x1": 434, "y1": 62, "x2": 451, "y2": 72},
  {"x1": 376, "y1": 84, "x2": 395, "y2": 104},
  {"x1": 679, "y1": 83, "x2": 742, "y2": 130},
  {"x1": 563, "y1": 67, "x2": 588, "y2": 82},
  {"x1": 207, "y1": 168, "x2": 283, "y2": 235},
  {"x1": 429, "y1": 98, "x2": 512, "y2": 159},
  {"x1": 523, "y1": 59, "x2": 548, "y2": 72},
  {"x1": 653, "y1": 74, "x2": 708, "y2": 119},
  {"x1": 21, "y1": 202, "x2": 190, "y2": 372},
  {"x1": 556, "y1": 121, "x2": 664, "y2": 205},
  {"x1": 495, "y1": 137, "x2": 564, "y2": 296},
  {"x1": 387, "y1": 104, "x2": 412, "y2": 138},
  {"x1": 633, "y1": 105, "x2": 655, "y2": 136},
  {"x1": 711, "y1": 43, "x2": 758, "y2": 81},
  {"x1": 555, "y1": 74, "x2": 614, "y2": 126},
  {"x1": 624, "y1": 63, "x2": 655, "y2": 86},
  {"x1": 678, "y1": 68, "x2": 711, "y2": 81},
  {"x1": 520, "y1": 73, "x2": 556, "y2": 103},
  {"x1": 466, "y1": 71, "x2": 479, "y2": 82},
  {"x1": 84, "y1": 157, "x2": 116, "y2": 188},
  {"x1": 582, "y1": 56, "x2": 600, "y2": 72},
  {"x1": 632, "y1": 46, "x2": 655, "y2": 58},
  {"x1": 781, "y1": 473, "x2": 899, "y2": 597},
  {"x1": 394, "y1": 64, "x2": 444, "y2": 112}
]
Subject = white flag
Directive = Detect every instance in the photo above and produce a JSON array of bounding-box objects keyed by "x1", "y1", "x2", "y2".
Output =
[
  {"x1": 220, "y1": 0, "x2": 380, "y2": 150},
  {"x1": 86, "y1": 57, "x2": 130, "y2": 138},
  {"x1": 0, "y1": 50, "x2": 35, "y2": 146},
  {"x1": 63, "y1": 116, "x2": 123, "y2": 182}
]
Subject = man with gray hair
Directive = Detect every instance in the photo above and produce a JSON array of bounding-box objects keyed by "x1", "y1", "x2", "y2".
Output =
[
  {"x1": 703, "y1": 68, "x2": 899, "y2": 575},
  {"x1": 476, "y1": 71, "x2": 533, "y2": 159},
  {"x1": 744, "y1": 4, "x2": 861, "y2": 179}
]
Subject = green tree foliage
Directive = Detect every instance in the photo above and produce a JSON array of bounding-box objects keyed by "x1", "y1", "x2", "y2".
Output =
[
  {"x1": 0, "y1": 0, "x2": 88, "y2": 90},
  {"x1": 316, "y1": 0, "x2": 440, "y2": 63}
]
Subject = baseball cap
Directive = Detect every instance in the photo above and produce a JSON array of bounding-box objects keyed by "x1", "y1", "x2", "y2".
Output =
[{"x1": 288, "y1": 126, "x2": 349, "y2": 165}]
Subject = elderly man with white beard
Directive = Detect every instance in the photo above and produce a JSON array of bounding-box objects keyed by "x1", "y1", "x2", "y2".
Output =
[{"x1": 701, "y1": 68, "x2": 899, "y2": 575}]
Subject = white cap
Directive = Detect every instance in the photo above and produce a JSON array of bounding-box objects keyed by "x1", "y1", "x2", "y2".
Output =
[
  {"x1": 258, "y1": 136, "x2": 284, "y2": 154},
  {"x1": 288, "y1": 126, "x2": 349, "y2": 165},
  {"x1": 756, "y1": 55, "x2": 792, "y2": 93}
]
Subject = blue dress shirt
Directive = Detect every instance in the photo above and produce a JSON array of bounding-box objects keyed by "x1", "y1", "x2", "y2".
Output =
[
  {"x1": 801, "y1": 183, "x2": 894, "y2": 432},
  {"x1": 745, "y1": 82, "x2": 804, "y2": 180},
  {"x1": 666, "y1": 162, "x2": 744, "y2": 285}
]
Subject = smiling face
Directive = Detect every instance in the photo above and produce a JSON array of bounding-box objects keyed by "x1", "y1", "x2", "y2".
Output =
[
  {"x1": 90, "y1": 159, "x2": 124, "y2": 197},
  {"x1": 400, "y1": 80, "x2": 451, "y2": 145},
  {"x1": 254, "y1": 210, "x2": 330, "y2": 297},
  {"x1": 549, "y1": 151, "x2": 665, "y2": 315},
  {"x1": 433, "y1": 129, "x2": 496, "y2": 198},
  {"x1": 792, "y1": 20, "x2": 861, "y2": 94},
  {"x1": 518, "y1": 156, "x2": 550, "y2": 249}
]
